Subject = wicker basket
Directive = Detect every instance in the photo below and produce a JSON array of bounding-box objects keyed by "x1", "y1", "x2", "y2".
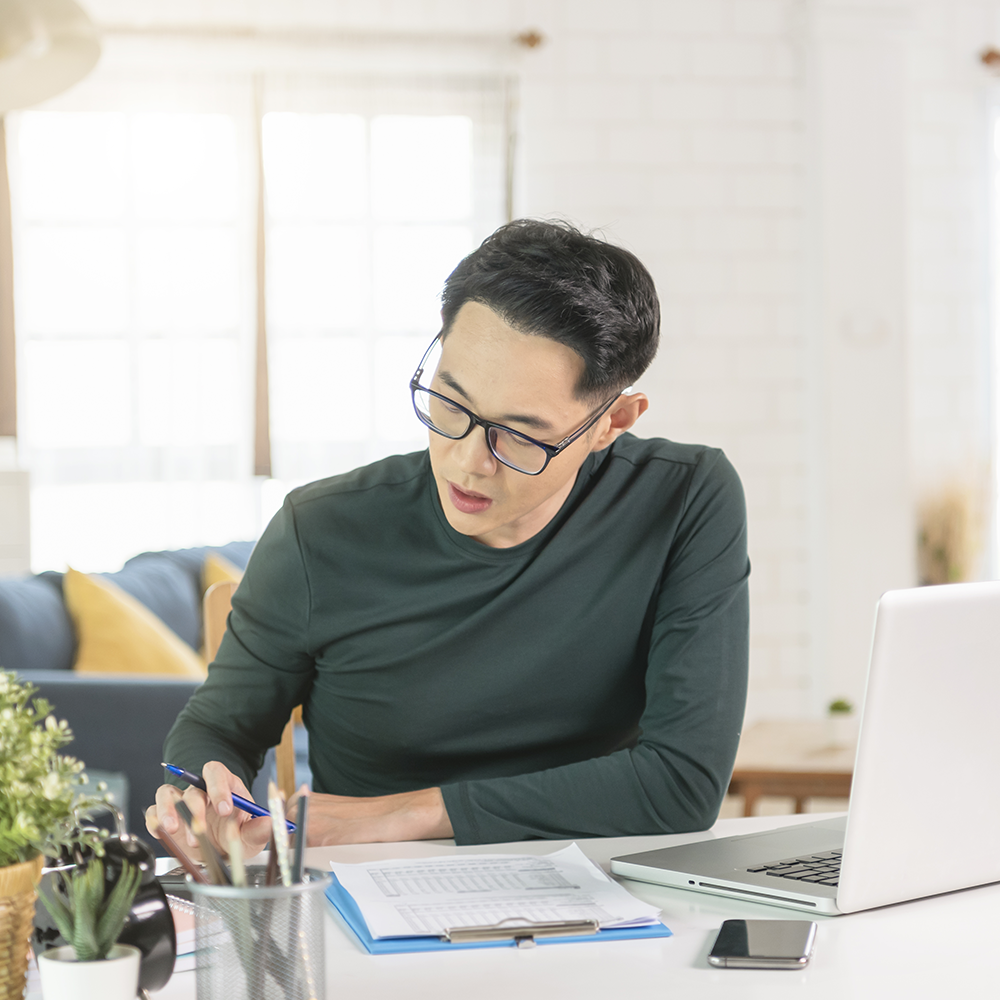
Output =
[{"x1": 0, "y1": 856, "x2": 44, "y2": 1000}]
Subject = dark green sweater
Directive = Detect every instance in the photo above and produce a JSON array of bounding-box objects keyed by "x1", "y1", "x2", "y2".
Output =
[{"x1": 164, "y1": 433, "x2": 749, "y2": 844}]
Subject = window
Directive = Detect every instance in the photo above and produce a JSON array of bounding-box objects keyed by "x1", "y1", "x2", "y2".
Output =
[
  {"x1": 9, "y1": 72, "x2": 506, "y2": 571},
  {"x1": 264, "y1": 111, "x2": 477, "y2": 479}
]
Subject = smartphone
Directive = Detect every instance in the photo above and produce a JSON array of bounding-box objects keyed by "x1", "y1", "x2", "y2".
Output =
[{"x1": 708, "y1": 919, "x2": 817, "y2": 969}]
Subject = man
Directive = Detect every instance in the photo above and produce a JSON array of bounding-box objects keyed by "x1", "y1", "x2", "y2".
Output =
[{"x1": 147, "y1": 219, "x2": 749, "y2": 858}]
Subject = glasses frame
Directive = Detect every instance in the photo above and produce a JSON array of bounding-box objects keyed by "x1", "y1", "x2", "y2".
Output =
[{"x1": 410, "y1": 333, "x2": 624, "y2": 476}]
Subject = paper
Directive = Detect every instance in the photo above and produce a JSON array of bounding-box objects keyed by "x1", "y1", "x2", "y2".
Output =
[
  {"x1": 167, "y1": 893, "x2": 197, "y2": 973},
  {"x1": 329, "y1": 843, "x2": 662, "y2": 939}
]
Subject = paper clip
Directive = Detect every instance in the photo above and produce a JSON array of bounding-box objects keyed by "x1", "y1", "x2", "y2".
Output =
[{"x1": 443, "y1": 917, "x2": 599, "y2": 947}]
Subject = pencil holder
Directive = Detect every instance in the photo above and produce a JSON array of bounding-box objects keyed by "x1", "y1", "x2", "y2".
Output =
[{"x1": 189, "y1": 867, "x2": 330, "y2": 1000}]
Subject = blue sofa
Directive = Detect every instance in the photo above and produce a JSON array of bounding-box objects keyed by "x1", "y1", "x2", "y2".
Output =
[{"x1": 0, "y1": 542, "x2": 255, "y2": 835}]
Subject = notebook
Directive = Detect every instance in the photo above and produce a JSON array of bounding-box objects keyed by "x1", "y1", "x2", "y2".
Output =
[{"x1": 611, "y1": 581, "x2": 1000, "y2": 915}]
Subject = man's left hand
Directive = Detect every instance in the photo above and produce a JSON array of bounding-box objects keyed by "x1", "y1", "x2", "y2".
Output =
[{"x1": 292, "y1": 786, "x2": 453, "y2": 845}]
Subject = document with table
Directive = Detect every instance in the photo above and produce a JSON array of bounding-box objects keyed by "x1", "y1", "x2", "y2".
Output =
[{"x1": 326, "y1": 843, "x2": 672, "y2": 953}]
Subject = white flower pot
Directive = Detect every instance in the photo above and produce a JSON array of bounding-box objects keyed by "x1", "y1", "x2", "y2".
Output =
[
  {"x1": 827, "y1": 713, "x2": 858, "y2": 749},
  {"x1": 38, "y1": 942, "x2": 141, "y2": 1000}
]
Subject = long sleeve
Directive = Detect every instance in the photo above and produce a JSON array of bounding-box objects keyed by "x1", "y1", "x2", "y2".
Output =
[
  {"x1": 160, "y1": 444, "x2": 750, "y2": 845},
  {"x1": 440, "y1": 449, "x2": 750, "y2": 844},
  {"x1": 162, "y1": 496, "x2": 316, "y2": 792}
]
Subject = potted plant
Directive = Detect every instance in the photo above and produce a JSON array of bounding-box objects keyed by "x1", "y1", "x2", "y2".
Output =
[
  {"x1": 0, "y1": 671, "x2": 109, "y2": 998},
  {"x1": 827, "y1": 698, "x2": 857, "y2": 749},
  {"x1": 37, "y1": 858, "x2": 142, "y2": 1000}
]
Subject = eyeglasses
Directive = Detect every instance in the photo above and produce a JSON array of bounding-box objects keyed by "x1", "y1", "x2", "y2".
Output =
[{"x1": 409, "y1": 334, "x2": 624, "y2": 476}]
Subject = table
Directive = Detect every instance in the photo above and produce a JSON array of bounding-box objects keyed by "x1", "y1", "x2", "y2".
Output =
[
  {"x1": 728, "y1": 720, "x2": 856, "y2": 815},
  {"x1": 134, "y1": 812, "x2": 996, "y2": 1000}
]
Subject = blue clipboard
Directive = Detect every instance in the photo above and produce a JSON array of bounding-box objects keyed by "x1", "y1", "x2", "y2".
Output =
[{"x1": 325, "y1": 873, "x2": 673, "y2": 954}]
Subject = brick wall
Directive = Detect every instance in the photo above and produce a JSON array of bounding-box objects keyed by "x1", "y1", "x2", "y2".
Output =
[{"x1": 515, "y1": 0, "x2": 812, "y2": 720}]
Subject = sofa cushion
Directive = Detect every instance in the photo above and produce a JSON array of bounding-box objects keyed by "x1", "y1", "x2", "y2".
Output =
[
  {"x1": 114, "y1": 543, "x2": 256, "y2": 650},
  {"x1": 1, "y1": 542, "x2": 256, "y2": 675},
  {"x1": 102, "y1": 552, "x2": 203, "y2": 650},
  {"x1": 202, "y1": 552, "x2": 244, "y2": 591},
  {"x1": 0, "y1": 574, "x2": 75, "y2": 672},
  {"x1": 154, "y1": 542, "x2": 255, "y2": 582},
  {"x1": 64, "y1": 569, "x2": 206, "y2": 678},
  {"x1": 213, "y1": 540, "x2": 255, "y2": 570}
]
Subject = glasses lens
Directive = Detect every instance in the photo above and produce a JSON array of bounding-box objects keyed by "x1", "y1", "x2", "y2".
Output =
[
  {"x1": 412, "y1": 387, "x2": 472, "y2": 439},
  {"x1": 488, "y1": 426, "x2": 548, "y2": 474}
]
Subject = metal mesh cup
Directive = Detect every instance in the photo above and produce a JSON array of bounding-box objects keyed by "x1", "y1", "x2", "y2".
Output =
[{"x1": 189, "y1": 867, "x2": 330, "y2": 1000}]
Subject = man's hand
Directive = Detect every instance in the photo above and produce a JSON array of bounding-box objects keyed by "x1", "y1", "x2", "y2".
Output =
[
  {"x1": 292, "y1": 786, "x2": 453, "y2": 846},
  {"x1": 145, "y1": 760, "x2": 272, "y2": 861},
  {"x1": 147, "y1": 763, "x2": 454, "y2": 854}
]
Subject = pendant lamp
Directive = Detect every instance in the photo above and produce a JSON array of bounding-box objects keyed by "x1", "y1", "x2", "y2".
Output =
[{"x1": 0, "y1": 0, "x2": 100, "y2": 113}]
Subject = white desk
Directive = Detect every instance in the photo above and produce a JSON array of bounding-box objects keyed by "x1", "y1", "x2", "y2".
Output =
[{"x1": 105, "y1": 814, "x2": 1000, "y2": 998}]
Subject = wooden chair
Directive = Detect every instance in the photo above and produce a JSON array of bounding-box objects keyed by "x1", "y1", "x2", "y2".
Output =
[{"x1": 203, "y1": 580, "x2": 301, "y2": 800}]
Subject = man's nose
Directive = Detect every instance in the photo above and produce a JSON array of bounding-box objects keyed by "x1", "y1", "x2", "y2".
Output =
[{"x1": 453, "y1": 424, "x2": 497, "y2": 474}]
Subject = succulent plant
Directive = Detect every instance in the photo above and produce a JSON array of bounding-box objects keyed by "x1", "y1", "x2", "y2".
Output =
[{"x1": 40, "y1": 858, "x2": 142, "y2": 962}]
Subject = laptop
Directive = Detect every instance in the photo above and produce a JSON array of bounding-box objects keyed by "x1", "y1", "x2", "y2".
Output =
[{"x1": 611, "y1": 581, "x2": 1000, "y2": 915}]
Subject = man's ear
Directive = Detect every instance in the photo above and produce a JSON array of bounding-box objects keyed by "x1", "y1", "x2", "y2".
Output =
[{"x1": 590, "y1": 392, "x2": 649, "y2": 452}]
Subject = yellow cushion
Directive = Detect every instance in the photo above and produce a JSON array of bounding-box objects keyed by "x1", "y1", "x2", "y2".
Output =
[
  {"x1": 64, "y1": 568, "x2": 207, "y2": 678},
  {"x1": 202, "y1": 553, "x2": 244, "y2": 593}
]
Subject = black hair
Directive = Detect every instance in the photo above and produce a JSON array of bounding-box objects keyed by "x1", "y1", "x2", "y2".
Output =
[{"x1": 440, "y1": 219, "x2": 659, "y2": 400}]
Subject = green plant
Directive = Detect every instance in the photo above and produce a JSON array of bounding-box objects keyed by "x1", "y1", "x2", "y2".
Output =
[
  {"x1": 40, "y1": 858, "x2": 142, "y2": 962},
  {"x1": 0, "y1": 670, "x2": 109, "y2": 867},
  {"x1": 828, "y1": 698, "x2": 853, "y2": 715}
]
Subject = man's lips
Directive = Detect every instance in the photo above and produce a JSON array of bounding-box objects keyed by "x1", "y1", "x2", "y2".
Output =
[{"x1": 447, "y1": 481, "x2": 493, "y2": 514}]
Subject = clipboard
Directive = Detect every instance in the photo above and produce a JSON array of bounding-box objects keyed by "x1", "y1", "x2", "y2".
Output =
[{"x1": 325, "y1": 874, "x2": 673, "y2": 954}]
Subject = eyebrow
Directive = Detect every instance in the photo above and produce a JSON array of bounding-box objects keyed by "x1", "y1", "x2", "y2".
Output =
[{"x1": 437, "y1": 369, "x2": 556, "y2": 432}]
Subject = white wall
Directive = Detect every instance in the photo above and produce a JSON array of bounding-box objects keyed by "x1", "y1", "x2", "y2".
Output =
[
  {"x1": 79, "y1": 0, "x2": 999, "y2": 720},
  {"x1": 908, "y1": 1, "x2": 996, "y2": 570},
  {"x1": 515, "y1": 1, "x2": 815, "y2": 719}
]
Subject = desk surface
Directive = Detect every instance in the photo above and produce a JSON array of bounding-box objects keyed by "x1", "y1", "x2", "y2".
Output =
[{"x1": 90, "y1": 814, "x2": 1000, "y2": 999}]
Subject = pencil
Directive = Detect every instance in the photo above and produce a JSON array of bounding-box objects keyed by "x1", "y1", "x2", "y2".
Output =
[
  {"x1": 291, "y1": 786, "x2": 309, "y2": 884},
  {"x1": 226, "y1": 821, "x2": 247, "y2": 888},
  {"x1": 148, "y1": 814, "x2": 210, "y2": 885},
  {"x1": 267, "y1": 782, "x2": 293, "y2": 887},
  {"x1": 175, "y1": 801, "x2": 232, "y2": 886},
  {"x1": 264, "y1": 834, "x2": 279, "y2": 886}
]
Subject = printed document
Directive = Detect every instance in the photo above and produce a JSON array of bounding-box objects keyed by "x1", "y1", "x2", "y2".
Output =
[{"x1": 329, "y1": 843, "x2": 662, "y2": 939}]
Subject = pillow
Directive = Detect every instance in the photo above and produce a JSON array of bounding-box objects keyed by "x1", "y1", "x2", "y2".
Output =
[
  {"x1": 153, "y1": 542, "x2": 255, "y2": 582},
  {"x1": 63, "y1": 568, "x2": 206, "y2": 678},
  {"x1": 103, "y1": 553, "x2": 202, "y2": 651},
  {"x1": 202, "y1": 552, "x2": 244, "y2": 592},
  {"x1": 0, "y1": 573, "x2": 75, "y2": 672},
  {"x1": 212, "y1": 541, "x2": 255, "y2": 571}
]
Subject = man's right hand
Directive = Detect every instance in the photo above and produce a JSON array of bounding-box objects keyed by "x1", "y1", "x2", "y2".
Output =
[{"x1": 144, "y1": 761, "x2": 272, "y2": 861}]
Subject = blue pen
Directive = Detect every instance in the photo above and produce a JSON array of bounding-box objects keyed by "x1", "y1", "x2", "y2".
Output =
[{"x1": 162, "y1": 762, "x2": 296, "y2": 833}]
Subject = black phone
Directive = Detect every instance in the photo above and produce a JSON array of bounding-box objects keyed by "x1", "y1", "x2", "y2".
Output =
[{"x1": 708, "y1": 919, "x2": 817, "y2": 969}]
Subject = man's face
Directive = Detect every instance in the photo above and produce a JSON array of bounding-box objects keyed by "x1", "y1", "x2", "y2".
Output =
[{"x1": 426, "y1": 301, "x2": 605, "y2": 549}]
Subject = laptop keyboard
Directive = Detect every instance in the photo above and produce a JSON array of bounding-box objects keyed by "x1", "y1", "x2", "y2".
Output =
[{"x1": 747, "y1": 849, "x2": 842, "y2": 887}]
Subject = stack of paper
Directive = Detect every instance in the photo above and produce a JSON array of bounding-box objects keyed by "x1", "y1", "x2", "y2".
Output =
[
  {"x1": 327, "y1": 843, "x2": 671, "y2": 953},
  {"x1": 167, "y1": 893, "x2": 197, "y2": 973}
]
